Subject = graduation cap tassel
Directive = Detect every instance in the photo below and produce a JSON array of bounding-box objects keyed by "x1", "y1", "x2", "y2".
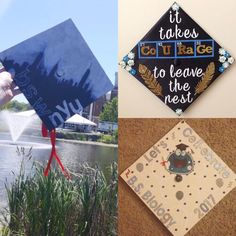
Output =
[
  {"x1": 41, "y1": 123, "x2": 48, "y2": 137},
  {"x1": 42, "y1": 124, "x2": 71, "y2": 179}
]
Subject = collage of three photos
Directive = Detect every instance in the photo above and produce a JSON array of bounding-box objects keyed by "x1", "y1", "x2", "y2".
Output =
[{"x1": 0, "y1": 0, "x2": 235, "y2": 235}]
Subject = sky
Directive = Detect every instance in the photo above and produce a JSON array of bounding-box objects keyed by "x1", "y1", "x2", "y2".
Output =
[{"x1": 0, "y1": 0, "x2": 117, "y2": 103}]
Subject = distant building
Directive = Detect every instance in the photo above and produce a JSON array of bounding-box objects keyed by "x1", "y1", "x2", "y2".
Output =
[
  {"x1": 83, "y1": 72, "x2": 118, "y2": 124},
  {"x1": 83, "y1": 95, "x2": 107, "y2": 124},
  {"x1": 111, "y1": 72, "x2": 118, "y2": 99}
]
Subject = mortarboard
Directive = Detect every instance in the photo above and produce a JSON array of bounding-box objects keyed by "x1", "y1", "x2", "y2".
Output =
[
  {"x1": 0, "y1": 19, "x2": 113, "y2": 177},
  {"x1": 121, "y1": 121, "x2": 236, "y2": 236},
  {"x1": 120, "y1": 2, "x2": 234, "y2": 115},
  {"x1": 176, "y1": 143, "x2": 188, "y2": 151},
  {"x1": 0, "y1": 19, "x2": 113, "y2": 131}
]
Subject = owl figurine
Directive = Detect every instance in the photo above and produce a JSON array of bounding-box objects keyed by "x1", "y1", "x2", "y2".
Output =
[{"x1": 166, "y1": 143, "x2": 194, "y2": 175}]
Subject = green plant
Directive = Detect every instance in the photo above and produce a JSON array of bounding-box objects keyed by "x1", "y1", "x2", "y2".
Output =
[
  {"x1": 57, "y1": 132, "x2": 87, "y2": 141},
  {"x1": 0, "y1": 100, "x2": 31, "y2": 112},
  {"x1": 98, "y1": 134, "x2": 113, "y2": 144},
  {"x1": 0, "y1": 157, "x2": 118, "y2": 236},
  {"x1": 99, "y1": 97, "x2": 118, "y2": 123},
  {"x1": 98, "y1": 132, "x2": 118, "y2": 144},
  {"x1": 113, "y1": 129, "x2": 118, "y2": 143}
]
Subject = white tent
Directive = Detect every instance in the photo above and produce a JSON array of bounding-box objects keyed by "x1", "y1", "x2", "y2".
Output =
[{"x1": 65, "y1": 114, "x2": 96, "y2": 126}]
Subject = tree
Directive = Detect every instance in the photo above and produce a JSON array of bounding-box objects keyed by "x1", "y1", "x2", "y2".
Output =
[
  {"x1": 0, "y1": 100, "x2": 31, "y2": 112},
  {"x1": 99, "y1": 97, "x2": 118, "y2": 123}
]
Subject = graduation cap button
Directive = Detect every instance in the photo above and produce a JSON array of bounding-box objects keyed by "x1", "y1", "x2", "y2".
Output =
[
  {"x1": 55, "y1": 68, "x2": 65, "y2": 77},
  {"x1": 175, "y1": 174, "x2": 183, "y2": 182}
]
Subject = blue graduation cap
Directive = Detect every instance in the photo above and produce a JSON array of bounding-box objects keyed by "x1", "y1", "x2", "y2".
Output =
[{"x1": 0, "y1": 19, "x2": 113, "y2": 130}]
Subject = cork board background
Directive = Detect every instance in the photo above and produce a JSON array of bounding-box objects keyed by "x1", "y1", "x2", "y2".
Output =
[{"x1": 119, "y1": 119, "x2": 236, "y2": 236}]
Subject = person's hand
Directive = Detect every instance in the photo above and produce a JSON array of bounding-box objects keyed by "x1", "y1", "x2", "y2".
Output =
[{"x1": 0, "y1": 72, "x2": 21, "y2": 106}]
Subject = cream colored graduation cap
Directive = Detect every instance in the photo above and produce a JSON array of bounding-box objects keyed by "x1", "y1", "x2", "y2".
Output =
[{"x1": 120, "y1": 120, "x2": 236, "y2": 236}]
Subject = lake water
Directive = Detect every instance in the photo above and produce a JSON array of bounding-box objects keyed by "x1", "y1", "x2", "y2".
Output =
[{"x1": 0, "y1": 133, "x2": 118, "y2": 210}]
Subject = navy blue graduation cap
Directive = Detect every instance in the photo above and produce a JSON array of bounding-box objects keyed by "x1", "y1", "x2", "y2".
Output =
[
  {"x1": 0, "y1": 19, "x2": 113, "y2": 130},
  {"x1": 120, "y1": 2, "x2": 234, "y2": 115}
]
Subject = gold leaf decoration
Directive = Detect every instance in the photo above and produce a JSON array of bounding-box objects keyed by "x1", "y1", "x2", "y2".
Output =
[
  {"x1": 195, "y1": 62, "x2": 215, "y2": 95},
  {"x1": 138, "y1": 64, "x2": 163, "y2": 97}
]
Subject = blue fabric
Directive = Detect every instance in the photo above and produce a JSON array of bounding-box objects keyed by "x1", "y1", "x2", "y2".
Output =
[{"x1": 0, "y1": 19, "x2": 113, "y2": 130}]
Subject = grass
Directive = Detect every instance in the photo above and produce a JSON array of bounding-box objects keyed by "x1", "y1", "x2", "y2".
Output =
[
  {"x1": 56, "y1": 129, "x2": 118, "y2": 144},
  {"x1": 57, "y1": 131, "x2": 88, "y2": 141},
  {"x1": 98, "y1": 130, "x2": 118, "y2": 144},
  {"x1": 0, "y1": 151, "x2": 118, "y2": 236}
]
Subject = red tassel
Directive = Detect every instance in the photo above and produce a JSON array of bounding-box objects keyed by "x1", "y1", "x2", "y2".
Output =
[
  {"x1": 42, "y1": 124, "x2": 71, "y2": 179},
  {"x1": 41, "y1": 123, "x2": 48, "y2": 137},
  {"x1": 161, "y1": 160, "x2": 168, "y2": 167}
]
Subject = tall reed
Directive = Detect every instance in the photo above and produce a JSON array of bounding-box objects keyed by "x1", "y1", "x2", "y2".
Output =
[{"x1": 0, "y1": 150, "x2": 117, "y2": 236}]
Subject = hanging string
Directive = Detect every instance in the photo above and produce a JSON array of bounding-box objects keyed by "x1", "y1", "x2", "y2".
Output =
[
  {"x1": 41, "y1": 123, "x2": 48, "y2": 137},
  {"x1": 42, "y1": 124, "x2": 71, "y2": 179}
]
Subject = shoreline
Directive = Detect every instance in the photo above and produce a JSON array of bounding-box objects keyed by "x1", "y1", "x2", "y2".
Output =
[
  {"x1": 56, "y1": 138, "x2": 118, "y2": 148},
  {"x1": 0, "y1": 132, "x2": 118, "y2": 148}
]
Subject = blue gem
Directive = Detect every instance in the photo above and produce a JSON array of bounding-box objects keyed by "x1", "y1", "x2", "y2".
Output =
[
  {"x1": 123, "y1": 55, "x2": 129, "y2": 62},
  {"x1": 130, "y1": 69, "x2": 136, "y2": 75},
  {"x1": 219, "y1": 66, "x2": 224, "y2": 73},
  {"x1": 224, "y1": 52, "x2": 230, "y2": 58}
]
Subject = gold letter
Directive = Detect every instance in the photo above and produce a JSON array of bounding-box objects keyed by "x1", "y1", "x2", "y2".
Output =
[
  {"x1": 177, "y1": 45, "x2": 186, "y2": 55},
  {"x1": 141, "y1": 46, "x2": 150, "y2": 56},
  {"x1": 162, "y1": 45, "x2": 171, "y2": 55}
]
